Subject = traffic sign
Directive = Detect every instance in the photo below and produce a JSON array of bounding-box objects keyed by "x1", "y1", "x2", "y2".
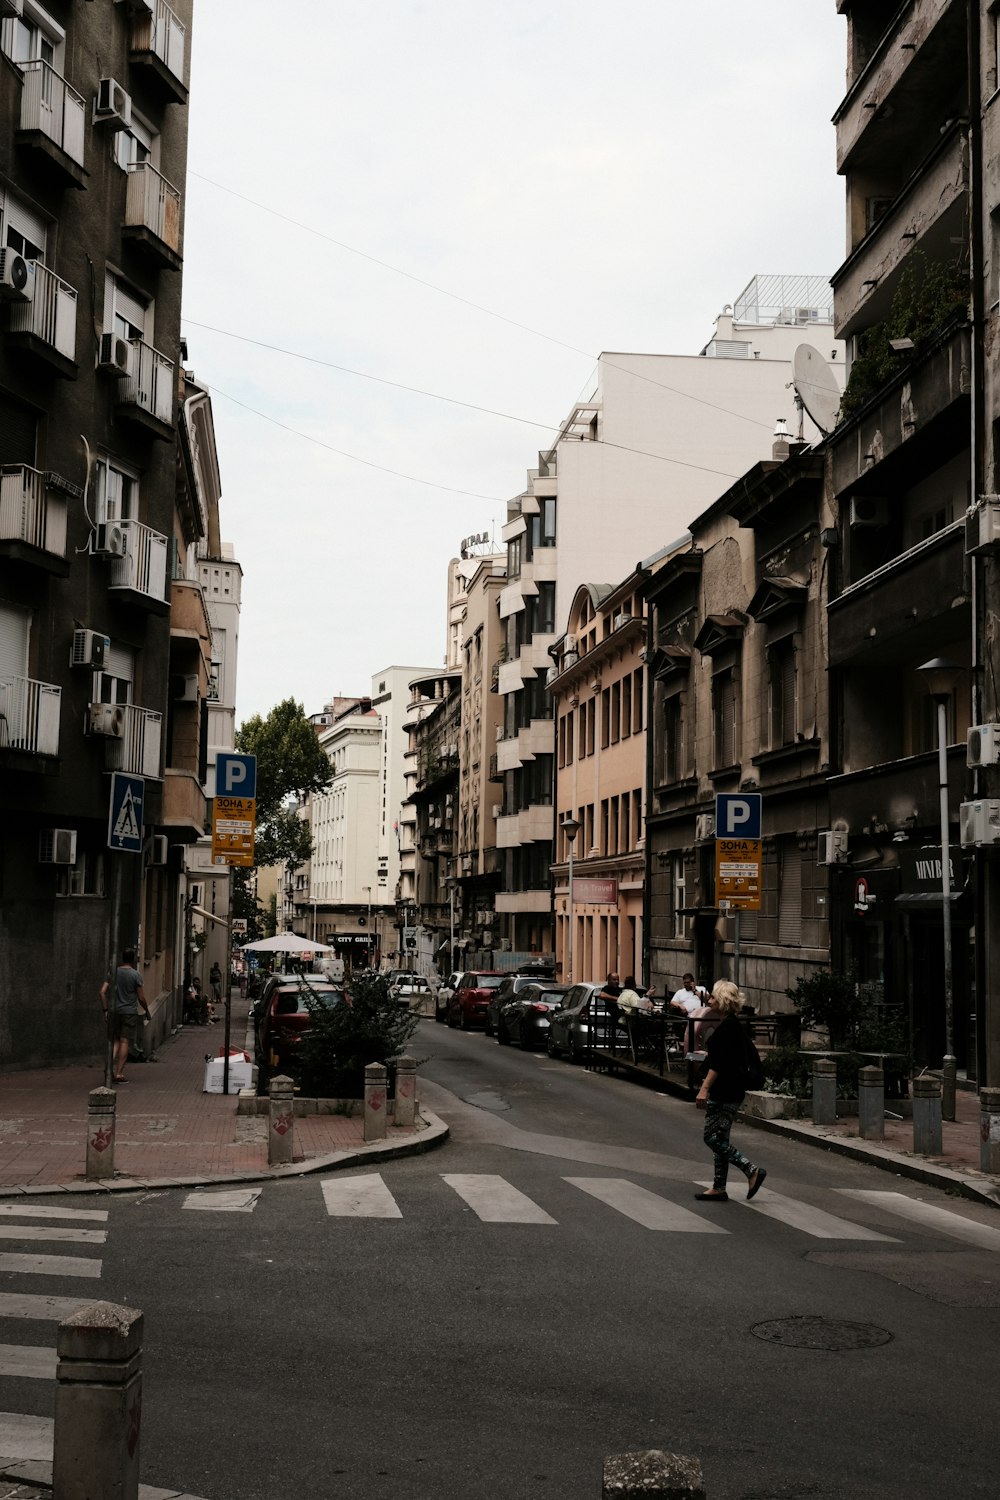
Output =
[
  {"x1": 715, "y1": 838, "x2": 762, "y2": 911},
  {"x1": 215, "y1": 753, "x2": 256, "y2": 800},
  {"x1": 108, "y1": 773, "x2": 144, "y2": 854},
  {"x1": 212, "y1": 795, "x2": 256, "y2": 867},
  {"x1": 715, "y1": 793, "x2": 762, "y2": 840}
]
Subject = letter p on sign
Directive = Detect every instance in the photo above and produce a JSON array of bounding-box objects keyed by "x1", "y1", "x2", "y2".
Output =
[
  {"x1": 715, "y1": 792, "x2": 761, "y2": 840},
  {"x1": 216, "y1": 752, "x2": 257, "y2": 800}
]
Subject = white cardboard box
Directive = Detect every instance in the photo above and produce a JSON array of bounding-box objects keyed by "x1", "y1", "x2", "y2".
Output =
[{"x1": 203, "y1": 1056, "x2": 254, "y2": 1094}]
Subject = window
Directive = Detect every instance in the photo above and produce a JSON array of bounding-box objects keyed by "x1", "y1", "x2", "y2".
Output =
[
  {"x1": 601, "y1": 688, "x2": 610, "y2": 748},
  {"x1": 633, "y1": 667, "x2": 644, "y2": 732},
  {"x1": 558, "y1": 715, "x2": 566, "y2": 769},
  {"x1": 94, "y1": 457, "x2": 138, "y2": 524},
  {"x1": 105, "y1": 275, "x2": 148, "y2": 343},
  {"x1": 778, "y1": 843, "x2": 802, "y2": 946},
  {"x1": 585, "y1": 803, "x2": 594, "y2": 851},
  {"x1": 768, "y1": 638, "x2": 796, "y2": 748},
  {"x1": 1, "y1": 4, "x2": 61, "y2": 69},
  {"x1": 670, "y1": 853, "x2": 686, "y2": 939},
  {"x1": 534, "y1": 581, "x2": 556, "y2": 634},
  {"x1": 0, "y1": 189, "x2": 46, "y2": 262},
  {"x1": 112, "y1": 113, "x2": 154, "y2": 172},
  {"x1": 610, "y1": 682, "x2": 621, "y2": 744},
  {"x1": 577, "y1": 705, "x2": 586, "y2": 759},
  {"x1": 621, "y1": 795, "x2": 630, "y2": 852},
  {"x1": 0, "y1": 390, "x2": 38, "y2": 466},
  {"x1": 621, "y1": 675, "x2": 632, "y2": 740},
  {"x1": 94, "y1": 642, "x2": 134, "y2": 706},
  {"x1": 712, "y1": 668, "x2": 739, "y2": 767},
  {"x1": 586, "y1": 698, "x2": 595, "y2": 756},
  {"x1": 0, "y1": 605, "x2": 30, "y2": 716},
  {"x1": 600, "y1": 799, "x2": 609, "y2": 855},
  {"x1": 507, "y1": 535, "x2": 522, "y2": 579},
  {"x1": 663, "y1": 691, "x2": 684, "y2": 782},
  {"x1": 632, "y1": 789, "x2": 642, "y2": 848}
]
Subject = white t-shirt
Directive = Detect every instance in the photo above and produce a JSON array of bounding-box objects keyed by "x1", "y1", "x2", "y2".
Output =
[{"x1": 671, "y1": 986, "x2": 705, "y2": 1014}]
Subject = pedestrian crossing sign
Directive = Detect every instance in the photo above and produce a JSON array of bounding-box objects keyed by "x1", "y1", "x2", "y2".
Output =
[{"x1": 108, "y1": 773, "x2": 144, "y2": 853}]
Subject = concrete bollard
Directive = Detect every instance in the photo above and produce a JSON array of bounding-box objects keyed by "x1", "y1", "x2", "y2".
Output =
[
  {"x1": 53, "y1": 1301, "x2": 143, "y2": 1500},
  {"x1": 393, "y1": 1055, "x2": 417, "y2": 1128},
  {"x1": 858, "y1": 1065, "x2": 885, "y2": 1142},
  {"x1": 811, "y1": 1058, "x2": 838, "y2": 1126},
  {"x1": 604, "y1": 1451, "x2": 706, "y2": 1500},
  {"x1": 86, "y1": 1087, "x2": 117, "y2": 1181},
  {"x1": 979, "y1": 1087, "x2": 1000, "y2": 1174},
  {"x1": 912, "y1": 1074, "x2": 943, "y2": 1156},
  {"x1": 267, "y1": 1074, "x2": 296, "y2": 1167},
  {"x1": 364, "y1": 1061, "x2": 388, "y2": 1142}
]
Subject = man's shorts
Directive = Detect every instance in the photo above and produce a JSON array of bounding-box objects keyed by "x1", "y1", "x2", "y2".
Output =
[{"x1": 111, "y1": 1013, "x2": 138, "y2": 1043}]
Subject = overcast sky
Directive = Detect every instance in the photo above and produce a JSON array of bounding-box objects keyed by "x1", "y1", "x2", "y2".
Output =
[{"x1": 181, "y1": 1, "x2": 846, "y2": 724}]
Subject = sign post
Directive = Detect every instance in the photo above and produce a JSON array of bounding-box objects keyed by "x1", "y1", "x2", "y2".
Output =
[
  {"x1": 105, "y1": 775, "x2": 146, "y2": 1087},
  {"x1": 715, "y1": 794, "x2": 763, "y2": 987},
  {"x1": 211, "y1": 754, "x2": 257, "y2": 1095}
]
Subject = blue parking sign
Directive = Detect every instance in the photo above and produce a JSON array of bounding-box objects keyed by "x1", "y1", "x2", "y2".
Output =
[
  {"x1": 108, "y1": 773, "x2": 144, "y2": 853},
  {"x1": 215, "y1": 752, "x2": 256, "y2": 800},
  {"x1": 715, "y1": 793, "x2": 762, "y2": 840}
]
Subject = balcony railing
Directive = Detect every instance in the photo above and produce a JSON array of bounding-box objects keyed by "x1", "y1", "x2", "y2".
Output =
[
  {"x1": 119, "y1": 338, "x2": 174, "y2": 425},
  {"x1": 109, "y1": 519, "x2": 169, "y2": 602},
  {"x1": 0, "y1": 676, "x2": 60, "y2": 757},
  {"x1": 125, "y1": 160, "x2": 182, "y2": 254},
  {"x1": 107, "y1": 703, "x2": 161, "y2": 778},
  {"x1": 8, "y1": 262, "x2": 77, "y2": 361},
  {"x1": 130, "y1": 0, "x2": 186, "y2": 84},
  {"x1": 17, "y1": 59, "x2": 85, "y2": 166},
  {"x1": 0, "y1": 465, "x2": 68, "y2": 558}
]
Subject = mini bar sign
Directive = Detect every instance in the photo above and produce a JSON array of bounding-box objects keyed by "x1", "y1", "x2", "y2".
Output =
[{"x1": 900, "y1": 845, "x2": 959, "y2": 892}]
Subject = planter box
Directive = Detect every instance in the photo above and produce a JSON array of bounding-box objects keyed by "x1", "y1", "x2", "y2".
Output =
[{"x1": 236, "y1": 1089, "x2": 409, "y2": 1119}]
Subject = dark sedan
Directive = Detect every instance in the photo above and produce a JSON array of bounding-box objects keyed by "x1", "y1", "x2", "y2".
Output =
[
  {"x1": 546, "y1": 982, "x2": 609, "y2": 1062},
  {"x1": 497, "y1": 984, "x2": 570, "y2": 1050},
  {"x1": 485, "y1": 968, "x2": 556, "y2": 1036}
]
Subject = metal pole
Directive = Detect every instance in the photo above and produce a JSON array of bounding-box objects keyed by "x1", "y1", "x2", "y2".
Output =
[
  {"x1": 938, "y1": 696, "x2": 957, "y2": 1121},
  {"x1": 567, "y1": 835, "x2": 575, "y2": 984},
  {"x1": 733, "y1": 907, "x2": 741, "y2": 988},
  {"x1": 222, "y1": 879, "x2": 233, "y2": 1098},
  {"x1": 367, "y1": 887, "x2": 373, "y2": 966},
  {"x1": 448, "y1": 881, "x2": 454, "y2": 975}
]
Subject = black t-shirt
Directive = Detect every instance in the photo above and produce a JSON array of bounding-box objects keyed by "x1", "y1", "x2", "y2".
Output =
[{"x1": 704, "y1": 1013, "x2": 747, "y2": 1104}]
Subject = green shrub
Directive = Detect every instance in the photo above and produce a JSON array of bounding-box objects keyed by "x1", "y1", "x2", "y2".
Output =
[{"x1": 296, "y1": 971, "x2": 419, "y2": 1097}]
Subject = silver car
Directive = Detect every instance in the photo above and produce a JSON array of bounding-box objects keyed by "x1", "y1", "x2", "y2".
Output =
[{"x1": 546, "y1": 982, "x2": 608, "y2": 1062}]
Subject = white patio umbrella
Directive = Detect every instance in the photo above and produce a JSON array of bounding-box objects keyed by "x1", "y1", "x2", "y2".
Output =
[{"x1": 240, "y1": 933, "x2": 334, "y2": 954}]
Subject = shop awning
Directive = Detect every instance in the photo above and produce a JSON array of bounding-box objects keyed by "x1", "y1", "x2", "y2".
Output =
[{"x1": 894, "y1": 891, "x2": 967, "y2": 906}]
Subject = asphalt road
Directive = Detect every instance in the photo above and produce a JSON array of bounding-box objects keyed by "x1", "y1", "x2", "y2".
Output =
[{"x1": 3, "y1": 1018, "x2": 1000, "y2": 1500}]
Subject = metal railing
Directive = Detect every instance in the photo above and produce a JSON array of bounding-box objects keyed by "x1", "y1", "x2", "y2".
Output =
[
  {"x1": 130, "y1": 0, "x2": 186, "y2": 83},
  {"x1": 109, "y1": 519, "x2": 169, "y2": 602},
  {"x1": 0, "y1": 465, "x2": 68, "y2": 557},
  {"x1": 125, "y1": 160, "x2": 182, "y2": 253},
  {"x1": 8, "y1": 262, "x2": 77, "y2": 360},
  {"x1": 0, "y1": 676, "x2": 60, "y2": 756},
  {"x1": 118, "y1": 338, "x2": 174, "y2": 425},
  {"x1": 107, "y1": 703, "x2": 162, "y2": 778},
  {"x1": 17, "y1": 58, "x2": 85, "y2": 165}
]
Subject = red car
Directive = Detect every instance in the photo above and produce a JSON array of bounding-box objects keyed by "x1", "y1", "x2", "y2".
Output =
[
  {"x1": 446, "y1": 970, "x2": 505, "y2": 1031},
  {"x1": 254, "y1": 976, "x2": 349, "y2": 1075}
]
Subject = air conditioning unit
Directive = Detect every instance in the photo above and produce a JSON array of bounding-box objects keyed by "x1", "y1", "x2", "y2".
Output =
[
  {"x1": 818, "y1": 829, "x2": 849, "y2": 865},
  {"x1": 71, "y1": 629, "x2": 109, "y2": 669},
  {"x1": 172, "y1": 674, "x2": 199, "y2": 703},
  {"x1": 147, "y1": 834, "x2": 168, "y2": 865},
  {"x1": 87, "y1": 702, "x2": 125, "y2": 738},
  {"x1": 0, "y1": 247, "x2": 33, "y2": 302},
  {"x1": 695, "y1": 813, "x2": 715, "y2": 842},
  {"x1": 960, "y1": 799, "x2": 1000, "y2": 848},
  {"x1": 92, "y1": 522, "x2": 126, "y2": 558},
  {"x1": 500, "y1": 938, "x2": 512, "y2": 952},
  {"x1": 94, "y1": 78, "x2": 132, "y2": 126},
  {"x1": 39, "y1": 828, "x2": 77, "y2": 865},
  {"x1": 850, "y1": 495, "x2": 889, "y2": 529},
  {"x1": 966, "y1": 499, "x2": 1000, "y2": 555},
  {"x1": 968, "y1": 724, "x2": 1000, "y2": 768},
  {"x1": 98, "y1": 332, "x2": 131, "y2": 375},
  {"x1": 564, "y1": 634, "x2": 578, "y2": 653},
  {"x1": 491, "y1": 803, "x2": 503, "y2": 819}
]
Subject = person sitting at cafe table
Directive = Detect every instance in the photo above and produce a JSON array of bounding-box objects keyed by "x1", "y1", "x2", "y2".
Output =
[
  {"x1": 617, "y1": 976, "x2": 656, "y2": 1016},
  {"x1": 670, "y1": 973, "x2": 709, "y2": 1015}
]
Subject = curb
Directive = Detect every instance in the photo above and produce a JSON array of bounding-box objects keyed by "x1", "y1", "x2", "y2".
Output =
[
  {"x1": 0, "y1": 1112, "x2": 450, "y2": 1200},
  {"x1": 0, "y1": 1456, "x2": 210, "y2": 1500}
]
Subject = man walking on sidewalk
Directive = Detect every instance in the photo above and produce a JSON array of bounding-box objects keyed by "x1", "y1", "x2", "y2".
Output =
[{"x1": 100, "y1": 948, "x2": 151, "y2": 1084}]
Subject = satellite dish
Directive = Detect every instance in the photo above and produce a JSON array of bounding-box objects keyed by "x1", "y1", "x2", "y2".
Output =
[{"x1": 792, "y1": 344, "x2": 841, "y2": 437}]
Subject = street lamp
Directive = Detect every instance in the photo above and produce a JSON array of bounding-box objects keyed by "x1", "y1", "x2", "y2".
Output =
[
  {"x1": 915, "y1": 656, "x2": 963, "y2": 1122},
  {"x1": 561, "y1": 815, "x2": 581, "y2": 984},
  {"x1": 363, "y1": 885, "x2": 373, "y2": 968}
]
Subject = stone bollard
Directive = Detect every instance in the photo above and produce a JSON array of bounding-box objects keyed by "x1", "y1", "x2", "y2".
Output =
[
  {"x1": 364, "y1": 1061, "x2": 388, "y2": 1143},
  {"x1": 858, "y1": 1065, "x2": 885, "y2": 1142},
  {"x1": 53, "y1": 1301, "x2": 143, "y2": 1500},
  {"x1": 267, "y1": 1074, "x2": 296, "y2": 1167},
  {"x1": 912, "y1": 1074, "x2": 943, "y2": 1156},
  {"x1": 604, "y1": 1450, "x2": 706, "y2": 1500},
  {"x1": 980, "y1": 1087, "x2": 1000, "y2": 1174},
  {"x1": 86, "y1": 1087, "x2": 117, "y2": 1181},
  {"x1": 811, "y1": 1058, "x2": 838, "y2": 1126},
  {"x1": 393, "y1": 1055, "x2": 417, "y2": 1128}
]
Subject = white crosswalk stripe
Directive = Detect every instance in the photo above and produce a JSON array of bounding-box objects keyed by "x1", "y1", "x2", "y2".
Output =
[
  {"x1": 0, "y1": 1293, "x2": 99, "y2": 1321},
  {"x1": 0, "y1": 1205, "x2": 107, "y2": 1223},
  {"x1": 442, "y1": 1174, "x2": 556, "y2": 1224},
  {"x1": 0, "y1": 1224, "x2": 106, "y2": 1245},
  {"x1": 0, "y1": 1343, "x2": 57, "y2": 1379},
  {"x1": 835, "y1": 1190, "x2": 1000, "y2": 1252},
  {"x1": 694, "y1": 1182, "x2": 898, "y2": 1241},
  {"x1": 567, "y1": 1178, "x2": 728, "y2": 1233},
  {"x1": 322, "y1": 1175, "x2": 402, "y2": 1219},
  {"x1": 182, "y1": 1188, "x2": 262, "y2": 1213},
  {"x1": 0, "y1": 1252, "x2": 102, "y2": 1279}
]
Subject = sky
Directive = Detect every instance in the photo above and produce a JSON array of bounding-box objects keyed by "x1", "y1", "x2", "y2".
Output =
[{"x1": 181, "y1": 1, "x2": 847, "y2": 725}]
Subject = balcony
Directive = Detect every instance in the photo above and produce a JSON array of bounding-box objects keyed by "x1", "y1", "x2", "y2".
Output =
[
  {"x1": 0, "y1": 676, "x2": 60, "y2": 763},
  {"x1": 15, "y1": 59, "x2": 86, "y2": 188},
  {"x1": 123, "y1": 161, "x2": 182, "y2": 272},
  {"x1": 127, "y1": 0, "x2": 187, "y2": 104},
  {"x1": 0, "y1": 465, "x2": 69, "y2": 574},
  {"x1": 106, "y1": 704, "x2": 162, "y2": 778},
  {"x1": 829, "y1": 521, "x2": 967, "y2": 671},
  {"x1": 170, "y1": 576, "x2": 212, "y2": 643},
  {"x1": 496, "y1": 805, "x2": 553, "y2": 848},
  {"x1": 115, "y1": 338, "x2": 174, "y2": 438},
  {"x1": 161, "y1": 768, "x2": 207, "y2": 842},
  {"x1": 7, "y1": 263, "x2": 77, "y2": 377},
  {"x1": 108, "y1": 519, "x2": 169, "y2": 612}
]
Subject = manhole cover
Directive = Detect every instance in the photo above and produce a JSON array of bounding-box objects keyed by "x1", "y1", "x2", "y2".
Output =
[{"x1": 751, "y1": 1316, "x2": 892, "y2": 1352}]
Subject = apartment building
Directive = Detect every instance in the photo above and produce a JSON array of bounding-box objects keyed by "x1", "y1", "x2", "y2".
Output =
[
  {"x1": 402, "y1": 670, "x2": 461, "y2": 974},
  {"x1": 0, "y1": 0, "x2": 194, "y2": 1066}
]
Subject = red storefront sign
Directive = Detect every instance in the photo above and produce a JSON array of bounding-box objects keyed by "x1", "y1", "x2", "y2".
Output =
[{"x1": 573, "y1": 878, "x2": 618, "y2": 905}]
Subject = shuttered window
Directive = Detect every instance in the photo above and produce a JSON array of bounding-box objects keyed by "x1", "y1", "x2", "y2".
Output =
[
  {"x1": 712, "y1": 668, "x2": 738, "y2": 767},
  {"x1": 104, "y1": 275, "x2": 147, "y2": 340},
  {"x1": 778, "y1": 843, "x2": 802, "y2": 946},
  {"x1": 2, "y1": 190, "x2": 46, "y2": 261},
  {"x1": 0, "y1": 603, "x2": 29, "y2": 682},
  {"x1": 769, "y1": 638, "x2": 796, "y2": 748},
  {"x1": 0, "y1": 392, "x2": 37, "y2": 466},
  {"x1": 95, "y1": 643, "x2": 133, "y2": 705}
]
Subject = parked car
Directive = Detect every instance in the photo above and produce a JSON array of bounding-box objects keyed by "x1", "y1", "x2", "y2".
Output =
[
  {"x1": 389, "y1": 972, "x2": 431, "y2": 1010},
  {"x1": 447, "y1": 971, "x2": 505, "y2": 1030},
  {"x1": 485, "y1": 967, "x2": 557, "y2": 1037},
  {"x1": 546, "y1": 982, "x2": 609, "y2": 1062},
  {"x1": 249, "y1": 969, "x2": 321, "y2": 1029},
  {"x1": 497, "y1": 984, "x2": 571, "y2": 1050},
  {"x1": 435, "y1": 972, "x2": 462, "y2": 1023},
  {"x1": 254, "y1": 976, "x2": 348, "y2": 1076}
]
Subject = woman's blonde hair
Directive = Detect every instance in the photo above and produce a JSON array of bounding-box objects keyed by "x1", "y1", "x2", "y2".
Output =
[{"x1": 711, "y1": 979, "x2": 745, "y2": 1016}]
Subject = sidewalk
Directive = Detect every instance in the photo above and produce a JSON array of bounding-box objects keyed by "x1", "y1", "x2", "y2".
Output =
[{"x1": 0, "y1": 996, "x2": 446, "y2": 1197}]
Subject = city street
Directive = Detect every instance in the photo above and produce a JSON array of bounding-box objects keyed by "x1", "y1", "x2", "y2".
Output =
[{"x1": 2, "y1": 1019, "x2": 1000, "y2": 1500}]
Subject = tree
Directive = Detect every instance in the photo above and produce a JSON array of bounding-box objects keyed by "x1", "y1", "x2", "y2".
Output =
[{"x1": 234, "y1": 698, "x2": 332, "y2": 873}]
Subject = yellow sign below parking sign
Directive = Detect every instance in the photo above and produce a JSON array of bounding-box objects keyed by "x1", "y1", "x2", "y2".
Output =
[
  {"x1": 212, "y1": 795, "x2": 256, "y2": 867},
  {"x1": 715, "y1": 838, "x2": 762, "y2": 911}
]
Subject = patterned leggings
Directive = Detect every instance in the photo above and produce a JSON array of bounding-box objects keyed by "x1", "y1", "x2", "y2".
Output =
[{"x1": 703, "y1": 1101, "x2": 757, "y2": 1191}]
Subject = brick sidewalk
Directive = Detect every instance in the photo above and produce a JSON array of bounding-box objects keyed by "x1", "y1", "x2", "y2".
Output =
[{"x1": 0, "y1": 999, "x2": 431, "y2": 1192}]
